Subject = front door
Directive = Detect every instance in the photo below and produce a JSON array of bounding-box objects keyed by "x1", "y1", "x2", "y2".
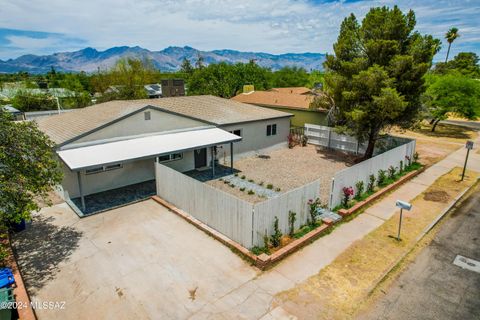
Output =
[{"x1": 194, "y1": 148, "x2": 207, "y2": 168}]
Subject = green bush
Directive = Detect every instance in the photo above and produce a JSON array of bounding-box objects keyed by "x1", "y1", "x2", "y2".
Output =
[
  {"x1": 229, "y1": 183, "x2": 235, "y2": 188},
  {"x1": 248, "y1": 190, "x2": 255, "y2": 195},
  {"x1": 259, "y1": 181, "x2": 264, "y2": 186},
  {"x1": 270, "y1": 216, "x2": 282, "y2": 247},
  {"x1": 288, "y1": 211, "x2": 296, "y2": 237},
  {"x1": 248, "y1": 179, "x2": 254, "y2": 183},
  {"x1": 388, "y1": 165, "x2": 396, "y2": 180},
  {"x1": 241, "y1": 175, "x2": 246, "y2": 179},
  {"x1": 239, "y1": 187, "x2": 246, "y2": 192},
  {"x1": 275, "y1": 187, "x2": 281, "y2": 192},
  {"x1": 355, "y1": 181, "x2": 364, "y2": 200},
  {"x1": 377, "y1": 169, "x2": 387, "y2": 186},
  {"x1": 367, "y1": 174, "x2": 375, "y2": 193},
  {"x1": 266, "y1": 184, "x2": 273, "y2": 189}
]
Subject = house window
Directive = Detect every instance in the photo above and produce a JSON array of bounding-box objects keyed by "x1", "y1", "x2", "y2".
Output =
[
  {"x1": 144, "y1": 111, "x2": 151, "y2": 120},
  {"x1": 229, "y1": 129, "x2": 242, "y2": 137},
  {"x1": 105, "y1": 163, "x2": 123, "y2": 171},
  {"x1": 86, "y1": 163, "x2": 123, "y2": 174},
  {"x1": 157, "y1": 153, "x2": 183, "y2": 163},
  {"x1": 267, "y1": 124, "x2": 277, "y2": 136},
  {"x1": 86, "y1": 166, "x2": 104, "y2": 175}
]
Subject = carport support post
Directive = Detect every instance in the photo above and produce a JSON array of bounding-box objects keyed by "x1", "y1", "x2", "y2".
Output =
[
  {"x1": 230, "y1": 142, "x2": 234, "y2": 173},
  {"x1": 211, "y1": 146, "x2": 215, "y2": 178},
  {"x1": 77, "y1": 171, "x2": 86, "y2": 212}
]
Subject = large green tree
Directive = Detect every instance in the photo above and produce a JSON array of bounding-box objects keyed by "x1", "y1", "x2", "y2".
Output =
[
  {"x1": 0, "y1": 110, "x2": 63, "y2": 224},
  {"x1": 323, "y1": 6, "x2": 440, "y2": 158},
  {"x1": 425, "y1": 74, "x2": 480, "y2": 131},
  {"x1": 272, "y1": 66, "x2": 309, "y2": 87},
  {"x1": 434, "y1": 52, "x2": 480, "y2": 78}
]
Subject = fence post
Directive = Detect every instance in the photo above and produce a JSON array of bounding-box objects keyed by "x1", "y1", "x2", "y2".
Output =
[
  {"x1": 251, "y1": 207, "x2": 255, "y2": 247},
  {"x1": 329, "y1": 178, "x2": 335, "y2": 210},
  {"x1": 327, "y1": 127, "x2": 332, "y2": 149}
]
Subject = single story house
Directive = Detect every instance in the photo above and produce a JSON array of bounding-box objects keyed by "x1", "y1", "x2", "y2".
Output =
[
  {"x1": 35, "y1": 95, "x2": 292, "y2": 215},
  {"x1": 231, "y1": 88, "x2": 328, "y2": 127}
]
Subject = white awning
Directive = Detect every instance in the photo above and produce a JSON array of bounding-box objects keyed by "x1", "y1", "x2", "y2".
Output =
[{"x1": 58, "y1": 128, "x2": 241, "y2": 170}]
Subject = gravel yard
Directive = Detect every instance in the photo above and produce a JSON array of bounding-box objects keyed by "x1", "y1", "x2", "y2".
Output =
[{"x1": 207, "y1": 145, "x2": 354, "y2": 203}]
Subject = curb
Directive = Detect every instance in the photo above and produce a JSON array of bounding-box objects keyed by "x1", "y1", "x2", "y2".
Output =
[{"x1": 366, "y1": 177, "x2": 479, "y2": 297}]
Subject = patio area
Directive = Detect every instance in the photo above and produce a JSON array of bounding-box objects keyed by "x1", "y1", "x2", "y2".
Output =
[
  {"x1": 71, "y1": 180, "x2": 156, "y2": 216},
  {"x1": 207, "y1": 144, "x2": 355, "y2": 203}
]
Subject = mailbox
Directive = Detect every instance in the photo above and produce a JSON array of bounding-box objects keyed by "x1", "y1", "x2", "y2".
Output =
[{"x1": 396, "y1": 200, "x2": 412, "y2": 211}]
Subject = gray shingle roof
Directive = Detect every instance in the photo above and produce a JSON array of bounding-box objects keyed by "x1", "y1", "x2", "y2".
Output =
[{"x1": 36, "y1": 95, "x2": 292, "y2": 145}]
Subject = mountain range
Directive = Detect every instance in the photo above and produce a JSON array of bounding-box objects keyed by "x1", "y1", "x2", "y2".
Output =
[{"x1": 0, "y1": 46, "x2": 326, "y2": 74}]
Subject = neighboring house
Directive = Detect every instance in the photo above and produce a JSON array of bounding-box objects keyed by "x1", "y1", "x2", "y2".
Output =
[
  {"x1": 35, "y1": 95, "x2": 291, "y2": 214},
  {"x1": 269, "y1": 87, "x2": 312, "y2": 95},
  {"x1": 1, "y1": 104, "x2": 25, "y2": 120},
  {"x1": 231, "y1": 87, "x2": 328, "y2": 127}
]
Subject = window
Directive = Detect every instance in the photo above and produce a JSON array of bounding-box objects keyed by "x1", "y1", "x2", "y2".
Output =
[
  {"x1": 157, "y1": 153, "x2": 183, "y2": 163},
  {"x1": 229, "y1": 129, "x2": 242, "y2": 137},
  {"x1": 266, "y1": 124, "x2": 277, "y2": 136},
  {"x1": 86, "y1": 163, "x2": 123, "y2": 174},
  {"x1": 105, "y1": 163, "x2": 123, "y2": 171},
  {"x1": 86, "y1": 166, "x2": 104, "y2": 175},
  {"x1": 144, "y1": 111, "x2": 151, "y2": 120}
]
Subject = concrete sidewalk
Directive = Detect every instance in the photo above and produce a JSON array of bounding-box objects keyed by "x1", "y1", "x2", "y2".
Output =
[{"x1": 189, "y1": 136, "x2": 480, "y2": 319}]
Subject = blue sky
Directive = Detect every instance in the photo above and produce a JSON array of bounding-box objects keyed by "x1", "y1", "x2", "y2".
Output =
[{"x1": 0, "y1": 0, "x2": 479, "y2": 61}]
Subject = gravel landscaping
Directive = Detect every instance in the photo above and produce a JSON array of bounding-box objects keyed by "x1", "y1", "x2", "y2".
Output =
[{"x1": 208, "y1": 145, "x2": 355, "y2": 203}]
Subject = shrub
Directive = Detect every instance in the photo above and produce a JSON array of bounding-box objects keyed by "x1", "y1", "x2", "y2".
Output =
[
  {"x1": 288, "y1": 211, "x2": 296, "y2": 237},
  {"x1": 241, "y1": 175, "x2": 246, "y2": 179},
  {"x1": 367, "y1": 174, "x2": 375, "y2": 193},
  {"x1": 270, "y1": 216, "x2": 282, "y2": 247},
  {"x1": 223, "y1": 180, "x2": 229, "y2": 184},
  {"x1": 248, "y1": 179, "x2": 254, "y2": 183},
  {"x1": 399, "y1": 160, "x2": 404, "y2": 173},
  {"x1": 413, "y1": 152, "x2": 419, "y2": 163},
  {"x1": 263, "y1": 231, "x2": 270, "y2": 253},
  {"x1": 259, "y1": 181, "x2": 264, "y2": 186},
  {"x1": 219, "y1": 178, "x2": 223, "y2": 182},
  {"x1": 354, "y1": 181, "x2": 364, "y2": 200},
  {"x1": 275, "y1": 187, "x2": 281, "y2": 192},
  {"x1": 234, "y1": 173, "x2": 238, "y2": 177},
  {"x1": 266, "y1": 184, "x2": 274, "y2": 189},
  {"x1": 342, "y1": 186, "x2": 354, "y2": 207},
  {"x1": 239, "y1": 187, "x2": 246, "y2": 191},
  {"x1": 248, "y1": 190, "x2": 255, "y2": 195},
  {"x1": 229, "y1": 183, "x2": 235, "y2": 188},
  {"x1": 405, "y1": 155, "x2": 411, "y2": 166},
  {"x1": 307, "y1": 198, "x2": 322, "y2": 226},
  {"x1": 388, "y1": 166, "x2": 396, "y2": 180},
  {"x1": 377, "y1": 169, "x2": 387, "y2": 186}
]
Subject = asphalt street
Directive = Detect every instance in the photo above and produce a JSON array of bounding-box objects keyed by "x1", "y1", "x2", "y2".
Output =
[{"x1": 359, "y1": 184, "x2": 480, "y2": 320}]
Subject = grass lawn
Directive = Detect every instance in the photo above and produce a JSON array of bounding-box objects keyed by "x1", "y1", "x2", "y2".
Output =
[
  {"x1": 273, "y1": 167, "x2": 479, "y2": 320},
  {"x1": 391, "y1": 122, "x2": 478, "y2": 166}
]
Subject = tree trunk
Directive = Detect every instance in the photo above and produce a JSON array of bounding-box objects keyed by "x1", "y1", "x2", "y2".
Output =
[
  {"x1": 431, "y1": 119, "x2": 441, "y2": 132},
  {"x1": 445, "y1": 43, "x2": 451, "y2": 63},
  {"x1": 363, "y1": 134, "x2": 376, "y2": 160},
  {"x1": 429, "y1": 118, "x2": 436, "y2": 125}
]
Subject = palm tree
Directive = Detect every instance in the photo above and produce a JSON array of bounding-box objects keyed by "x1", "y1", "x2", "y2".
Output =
[{"x1": 445, "y1": 27, "x2": 460, "y2": 63}]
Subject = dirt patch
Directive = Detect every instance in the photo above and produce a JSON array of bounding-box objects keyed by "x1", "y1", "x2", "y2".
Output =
[
  {"x1": 210, "y1": 145, "x2": 354, "y2": 204},
  {"x1": 423, "y1": 190, "x2": 450, "y2": 203}
]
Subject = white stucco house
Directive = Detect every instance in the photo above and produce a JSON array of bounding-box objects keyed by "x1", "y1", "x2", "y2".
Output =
[{"x1": 35, "y1": 95, "x2": 292, "y2": 215}]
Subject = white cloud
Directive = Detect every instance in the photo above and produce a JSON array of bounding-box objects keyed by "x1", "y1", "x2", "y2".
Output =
[{"x1": 0, "y1": 0, "x2": 478, "y2": 60}]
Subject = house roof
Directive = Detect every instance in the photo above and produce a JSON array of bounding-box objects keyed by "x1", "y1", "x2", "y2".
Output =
[
  {"x1": 36, "y1": 95, "x2": 291, "y2": 145},
  {"x1": 269, "y1": 87, "x2": 312, "y2": 95},
  {"x1": 231, "y1": 91, "x2": 318, "y2": 110}
]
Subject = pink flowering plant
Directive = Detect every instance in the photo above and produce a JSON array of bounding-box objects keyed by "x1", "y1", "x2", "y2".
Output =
[
  {"x1": 342, "y1": 186, "x2": 354, "y2": 207},
  {"x1": 307, "y1": 198, "x2": 322, "y2": 226}
]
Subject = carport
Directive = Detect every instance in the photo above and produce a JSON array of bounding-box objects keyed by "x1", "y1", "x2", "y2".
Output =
[{"x1": 58, "y1": 127, "x2": 241, "y2": 215}]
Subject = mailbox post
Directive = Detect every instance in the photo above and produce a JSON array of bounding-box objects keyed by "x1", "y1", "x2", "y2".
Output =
[
  {"x1": 461, "y1": 140, "x2": 474, "y2": 181},
  {"x1": 395, "y1": 200, "x2": 412, "y2": 241}
]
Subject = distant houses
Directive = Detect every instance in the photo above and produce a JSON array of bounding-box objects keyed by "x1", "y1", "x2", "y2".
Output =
[{"x1": 231, "y1": 86, "x2": 328, "y2": 127}]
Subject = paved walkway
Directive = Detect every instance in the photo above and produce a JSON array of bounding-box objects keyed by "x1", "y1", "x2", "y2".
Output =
[{"x1": 188, "y1": 136, "x2": 480, "y2": 319}]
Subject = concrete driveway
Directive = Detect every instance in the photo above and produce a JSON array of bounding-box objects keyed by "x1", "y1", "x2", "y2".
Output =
[{"x1": 12, "y1": 200, "x2": 258, "y2": 319}]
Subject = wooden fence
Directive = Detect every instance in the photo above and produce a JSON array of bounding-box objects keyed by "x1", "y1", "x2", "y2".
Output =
[{"x1": 156, "y1": 163, "x2": 321, "y2": 248}]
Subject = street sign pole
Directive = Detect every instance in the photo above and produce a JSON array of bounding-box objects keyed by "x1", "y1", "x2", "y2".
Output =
[{"x1": 461, "y1": 141, "x2": 474, "y2": 181}]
